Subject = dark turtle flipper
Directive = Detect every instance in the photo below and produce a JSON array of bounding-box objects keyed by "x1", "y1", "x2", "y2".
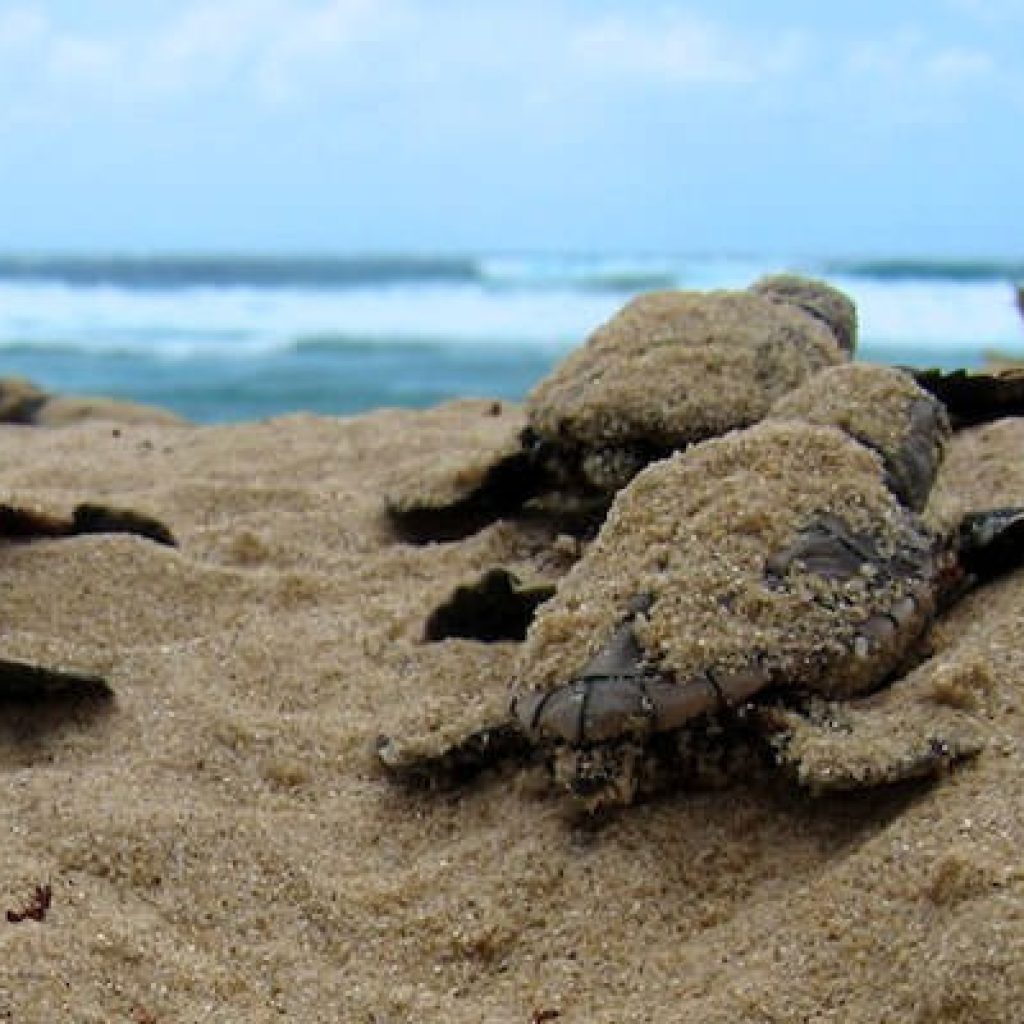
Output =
[
  {"x1": 374, "y1": 638, "x2": 525, "y2": 788},
  {"x1": 0, "y1": 658, "x2": 112, "y2": 703},
  {"x1": 882, "y1": 396, "x2": 947, "y2": 512},
  {"x1": 759, "y1": 658, "x2": 987, "y2": 792},
  {"x1": 0, "y1": 504, "x2": 78, "y2": 540},
  {"x1": 69, "y1": 503, "x2": 176, "y2": 546},
  {"x1": 514, "y1": 597, "x2": 772, "y2": 750},
  {"x1": 376, "y1": 722, "x2": 532, "y2": 789},
  {"x1": 907, "y1": 368, "x2": 1024, "y2": 429},
  {"x1": 0, "y1": 502, "x2": 176, "y2": 546},
  {"x1": 387, "y1": 448, "x2": 550, "y2": 543},
  {"x1": 955, "y1": 507, "x2": 1024, "y2": 586}
]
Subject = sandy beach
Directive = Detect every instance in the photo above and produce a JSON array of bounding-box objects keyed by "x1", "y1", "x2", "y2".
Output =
[{"x1": 2, "y1": 398, "x2": 1024, "y2": 1022}]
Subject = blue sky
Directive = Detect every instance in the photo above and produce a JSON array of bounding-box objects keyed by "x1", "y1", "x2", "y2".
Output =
[{"x1": 1, "y1": 0, "x2": 1021, "y2": 257}]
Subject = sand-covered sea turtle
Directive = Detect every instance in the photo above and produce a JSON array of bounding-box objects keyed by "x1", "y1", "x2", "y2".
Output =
[
  {"x1": 387, "y1": 274, "x2": 856, "y2": 542},
  {"x1": 378, "y1": 363, "x2": 1024, "y2": 806},
  {"x1": 0, "y1": 375, "x2": 186, "y2": 426}
]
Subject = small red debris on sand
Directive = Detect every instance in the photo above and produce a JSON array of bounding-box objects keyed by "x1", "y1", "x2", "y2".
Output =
[{"x1": 6, "y1": 883, "x2": 52, "y2": 923}]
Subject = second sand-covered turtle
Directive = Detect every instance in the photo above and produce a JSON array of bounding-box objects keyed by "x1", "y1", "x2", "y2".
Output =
[
  {"x1": 387, "y1": 273, "x2": 857, "y2": 541},
  {"x1": 378, "y1": 363, "x2": 1024, "y2": 806}
]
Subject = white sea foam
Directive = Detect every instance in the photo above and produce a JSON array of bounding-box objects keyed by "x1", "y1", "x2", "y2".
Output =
[
  {"x1": 833, "y1": 275, "x2": 1021, "y2": 351},
  {"x1": 0, "y1": 263, "x2": 1020, "y2": 361},
  {"x1": 0, "y1": 280, "x2": 623, "y2": 358}
]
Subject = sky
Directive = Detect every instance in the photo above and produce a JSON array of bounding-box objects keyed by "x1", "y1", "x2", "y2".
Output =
[{"x1": 0, "y1": 0, "x2": 1021, "y2": 258}]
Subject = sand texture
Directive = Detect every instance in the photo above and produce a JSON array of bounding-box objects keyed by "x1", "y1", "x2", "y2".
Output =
[{"x1": 3, "y1": 401, "x2": 1024, "y2": 1022}]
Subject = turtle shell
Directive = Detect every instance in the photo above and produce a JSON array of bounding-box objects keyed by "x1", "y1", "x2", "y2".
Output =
[
  {"x1": 512, "y1": 416, "x2": 942, "y2": 733},
  {"x1": 384, "y1": 276, "x2": 858, "y2": 540},
  {"x1": 750, "y1": 273, "x2": 858, "y2": 355},
  {"x1": 525, "y1": 281, "x2": 853, "y2": 495},
  {"x1": 770, "y1": 362, "x2": 950, "y2": 512}
]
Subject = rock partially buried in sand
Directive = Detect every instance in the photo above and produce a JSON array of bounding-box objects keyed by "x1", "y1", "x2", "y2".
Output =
[
  {"x1": 0, "y1": 376, "x2": 186, "y2": 427},
  {"x1": 378, "y1": 364, "x2": 1024, "y2": 807},
  {"x1": 387, "y1": 274, "x2": 856, "y2": 542}
]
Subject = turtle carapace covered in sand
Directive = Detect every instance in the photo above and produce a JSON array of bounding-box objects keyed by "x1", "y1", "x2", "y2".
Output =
[
  {"x1": 377, "y1": 363, "x2": 1024, "y2": 808},
  {"x1": 387, "y1": 274, "x2": 857, "y2": 542}
]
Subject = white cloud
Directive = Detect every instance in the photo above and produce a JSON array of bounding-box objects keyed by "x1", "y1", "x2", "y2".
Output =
[
  {"x1": 924, "y1": 47, "x2": 995, "y2": 83},
  {"x1": 0, "y1": 7, "x2": 46, "y2": 52},
  {"x1": 141, "y1": 0, "x2": 390, "y2": 99},
  {"x1": 843, "y1": 30, "x2": 998, "y2": 88},
  {"x1": 0, "y1": 0, "x2": 401, "y2": 111},
  {"x1": 571, "y1": 12, "x2": 806, "y2": 87},
  {"x1": 945, "y1": 0, "x2": 1024, "y2": 24},
  {"x1": 252, "y1": 0, "x2": 410, "y2": 103},
  {"x1": 46, "y1": 36, "x2": 117, "y2": 86},
  {"x1": 819, "y1": 27, "x2": 1021, "y2": 131},
  {"x1": 0, "y1": 8, "x2": 54, "y2": 127},
  {"x1": 147, "y1": 3, "x2": 269, "y2": 91},
  {"x1": 0, "y1": 2, "x2": 814, "y2": 117},
  {"x1": 1, "y1": 1, "x2": 1015, "y2": 135}
]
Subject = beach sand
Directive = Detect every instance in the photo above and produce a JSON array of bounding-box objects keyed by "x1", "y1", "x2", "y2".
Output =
[{"x1": 2, "y1": 400, "x2": 1024, "y2": 1022}]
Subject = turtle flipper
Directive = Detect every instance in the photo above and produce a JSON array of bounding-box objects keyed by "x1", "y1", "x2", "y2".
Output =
[
  {"x1": 0, "y1": 501, "x2": 176, "y2": 546},
  {"x1": 374, "y1": 640, "x2": 529, "y2": 788},
  {"x1": 376, "y1": 721, "x2": 531, "y2": 789},
  {"x1": 0, "y1": 657, "x2": 112, "y2": 702},
  {"x1": 955, "y1": 507, "x2": 1024, "y2": 586},
  {"x1": 761, "y1": 656, "x2": 988, "y2": 792},
  {"x1": 68, "y1": 503, "x2": 176, "y2": 546},
  {"x1": 386, "y1": 447, "x2": 549, "y2": 543},
  {"x1": 907, "y1": 367, "x2": 1024, "y2": 429}
]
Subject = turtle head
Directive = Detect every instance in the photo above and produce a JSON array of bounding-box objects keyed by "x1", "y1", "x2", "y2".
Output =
[
  {"x1": 551, "y1": 741, "x2": 644, "y2": 810},
  {"x1": 510, "y1": 611, "x2": 658, "y2": 808},
  {"x1": 511, "y1": 678, "x2": 652, "y2": 809},
  {"x1": 510, "y1": 601, "x2": 654, "y2": 736},
  {"x1": 510, "y1": 679, "x2": 652, "y2": 810},
  {"x1": 751, "y1": 273, "x2": 858, "y2": 355},
  {"x1": 510, "y1": 601, "x2": 735, "y2": 808}
]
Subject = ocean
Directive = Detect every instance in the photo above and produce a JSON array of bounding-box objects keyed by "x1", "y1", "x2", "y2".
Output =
[{"x1": 1, "y1": 253, "x2": 1021, "y2": 423}]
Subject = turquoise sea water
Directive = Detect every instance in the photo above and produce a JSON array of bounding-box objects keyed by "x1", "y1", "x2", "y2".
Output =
[{"x1": 0, "y1": 253, "x2": 1021, "y2": 423}]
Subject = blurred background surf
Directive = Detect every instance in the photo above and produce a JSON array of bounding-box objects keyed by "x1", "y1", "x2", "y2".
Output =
[{"x1": 2, "y1": 252, "x2": 1021, "y2": 423}]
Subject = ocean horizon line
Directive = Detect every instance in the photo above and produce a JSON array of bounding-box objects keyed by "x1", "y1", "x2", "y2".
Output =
[{"x1": 0, "y1": 250, "x2": 1021, "y2": 292}]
